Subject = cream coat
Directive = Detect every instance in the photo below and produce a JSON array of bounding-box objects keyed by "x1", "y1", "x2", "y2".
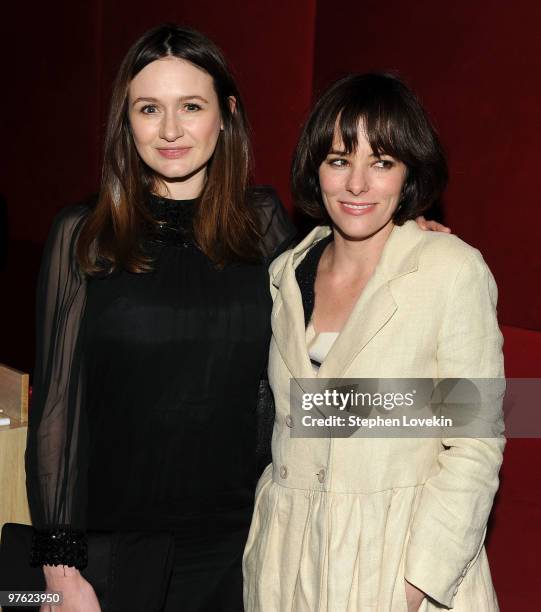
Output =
[{"x1": 243, "y1": 221, "x2": 505, "y2": 611}]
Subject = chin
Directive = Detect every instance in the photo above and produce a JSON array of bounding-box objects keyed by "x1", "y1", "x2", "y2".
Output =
[
  {"x1": 161, "y1": 168, "x2": 191, "y2": 179},
  {"x1": 153, "y1": 163, "x2": 193, "y2": 180},
  {"x1": 336, "y1": 228, "x2": 377, "y2": 242},
  {"x1": 332, "y1": 217, "x2": 394, "y2": 242}
]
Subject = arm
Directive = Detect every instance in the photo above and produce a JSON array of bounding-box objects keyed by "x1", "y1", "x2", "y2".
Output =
[
  {"x1": 26, "y1": 206, "x2": 89, "y2": 563},
  {"x1": 26, "y1": 205, "x2": 102, "y2": 610},
  {"x1": 404, "y1": 249, "x2": 505, "y2": 608}
]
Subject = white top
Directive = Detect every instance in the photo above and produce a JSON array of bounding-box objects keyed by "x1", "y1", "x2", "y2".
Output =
[{"x1": 306, "y1": 321, "x2": 339, "y2": 373}]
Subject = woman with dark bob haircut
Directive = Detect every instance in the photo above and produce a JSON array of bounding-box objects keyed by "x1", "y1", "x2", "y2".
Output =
[
  {"x1": 23, "y1": 23, "x2": 296, "y2": 612},
  {"x1": 292, "y1": 73, "x2": 448, "y2": 226},
  {"x1": 243, "y1": 73, "x2": 504, "y2": 612}
]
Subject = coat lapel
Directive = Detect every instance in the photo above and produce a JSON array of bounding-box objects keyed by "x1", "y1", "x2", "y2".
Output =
[
  {"x1": 271, "y1": 226, "x2": 331, "y2": 382},
  {"x1": 271, "y1": 221, "x2": 426, "y2": 382},
  {"x1": 316, "y1": 272, "x2": 397, "y2": 379},
  {"x1": 318, "y1": 221, "x2": 425, "y2": 378}
]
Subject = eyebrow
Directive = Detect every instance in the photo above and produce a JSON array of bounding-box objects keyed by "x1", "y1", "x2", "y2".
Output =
[
  {"x1": 131, "y1": 95, "x2": 209, "y2": 106},
  {"x1": 328, "y1": 149, "x2": 387, "y2": 158}
]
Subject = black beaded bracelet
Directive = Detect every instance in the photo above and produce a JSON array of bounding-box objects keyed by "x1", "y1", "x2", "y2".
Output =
[{"x1": 30, "y1": 527, "x2": 88, "y2": 569}]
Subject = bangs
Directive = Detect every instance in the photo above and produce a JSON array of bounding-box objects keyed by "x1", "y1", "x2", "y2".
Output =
[
  {"x1": 314, "y1": 73, "x2": 425, "y2": 165},
  {"x1": 338, "y1": 101, "x2": 403, "y2": 159}
]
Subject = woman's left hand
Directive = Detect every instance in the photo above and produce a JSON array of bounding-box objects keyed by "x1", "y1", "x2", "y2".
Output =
[
  {"x1": 404, "y1": 579, "x2": 426, "y2": 611},
  {"x1": 415, "y1": 216, "x2": 451, "y2": 233}
]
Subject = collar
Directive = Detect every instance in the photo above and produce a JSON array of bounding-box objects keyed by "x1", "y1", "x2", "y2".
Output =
[{"x1": 272, "y1": 220, "x2": 425, "y2": 289}]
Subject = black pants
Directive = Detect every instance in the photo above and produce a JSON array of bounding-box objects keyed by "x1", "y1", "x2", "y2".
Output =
[{"x1": 162, "y1": 529, "x2": 247, "y2": 612}]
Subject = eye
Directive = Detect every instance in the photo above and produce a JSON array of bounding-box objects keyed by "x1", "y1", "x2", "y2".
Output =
[
  {"x1": 373, "y1": 158, "x2": 395, "y2": 170},
  {"x1": 327, "y1": 157, "x2": 349, "y2": 168},
  {"x1": 184, "y1": 103, "x2": 202, "y2": 112},
  {"x1": 141, "y1": 104, "x2": 159, "y2": 114}
]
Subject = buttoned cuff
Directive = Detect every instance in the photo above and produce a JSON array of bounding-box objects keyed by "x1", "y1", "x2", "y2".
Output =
[{"x1": 404, "y1": 541, "x2": 474, "y2": 609}]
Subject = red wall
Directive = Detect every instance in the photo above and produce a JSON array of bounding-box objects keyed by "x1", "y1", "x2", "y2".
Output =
[
  {"x1": 0, "y1": 1, "x2": 102, "y2": 244},
  {"x1": 313, "y1": 0, "x2": 541, "y2": 332}
]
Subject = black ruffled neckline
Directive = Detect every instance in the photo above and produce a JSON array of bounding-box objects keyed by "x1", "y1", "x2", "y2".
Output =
[{"x1": 146, "y1": 192, "x2": 198, "y2": 248}]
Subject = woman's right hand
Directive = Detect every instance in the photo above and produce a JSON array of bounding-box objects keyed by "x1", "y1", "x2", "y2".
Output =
[
  {"x1": 404, "y1": 579, "x2": 426, "y2": 612},
  {"x1": 41, "y1": 565, "x2": 101, "y2": 612}
]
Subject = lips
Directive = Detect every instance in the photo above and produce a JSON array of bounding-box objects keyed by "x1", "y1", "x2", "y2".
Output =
[
  {"x1": 156, "y1": 147, "x2": 191, "y2": 159},
  {"x1": 339, "y1": 201, "x2": 376, "y2": 216}
]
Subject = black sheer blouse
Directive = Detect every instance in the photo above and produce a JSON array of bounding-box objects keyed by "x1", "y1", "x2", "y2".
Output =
[{"x1": 25, "y1": 187, "x2": 295, "y2": 567}]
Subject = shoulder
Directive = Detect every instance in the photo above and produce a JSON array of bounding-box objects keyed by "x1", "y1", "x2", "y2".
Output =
[
  {"x1": 388, "y1": 221, "x2": 497, "y2": 301},
  {"x1": 248, "y1": 184, "x2": 287, "y2": 226},
  {"x1": 47, "y1": 195, "x2": 96, "y2": 242},
  {"x1": 247, "y1": 185, "x2": 296, "y2": 260},
  {"x1": 415, "y1": 224, "x2": 491, "y2": 276},
  {"x1": 412, "y1": 227, "x2": 497, "y2": 305},
  {"x1": 248, "y1": 184, "x2": 281, "y2": 206},
  {"x1": 269, "y1": 224, "x2": 332, "y2": 281},
  {"x1": 42, "y1": 195, "x2": 97, "y2": 273},
  {"x1": 269, "y1": 248, "x2": 292, "y2": 279}
]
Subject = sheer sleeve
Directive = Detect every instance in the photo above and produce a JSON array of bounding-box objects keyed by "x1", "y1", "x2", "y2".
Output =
[
  {"x1": 25, "y1": 204, "x2": 90, "y2": 568},
  {"x1": 250, "y1": 185, "x2": 297, "y2": 262}
]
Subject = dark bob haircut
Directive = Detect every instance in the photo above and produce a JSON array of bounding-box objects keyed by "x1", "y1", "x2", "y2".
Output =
[{"x1": 292, "y1": 73, "x2": 448, "y2": 225}]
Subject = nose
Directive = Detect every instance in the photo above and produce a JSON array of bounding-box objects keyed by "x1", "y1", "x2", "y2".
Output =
[
  {"x1": 345, "y1": 164, "x2": 369, "y2": 195},
  {"x1": 159, "y1": 109, "x2": 184, "y2": 142}
]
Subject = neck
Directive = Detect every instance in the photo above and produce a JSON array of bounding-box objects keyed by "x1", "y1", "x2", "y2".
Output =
[{"x1": 325, "y1": 220, "x2": 395, "y2": 278}]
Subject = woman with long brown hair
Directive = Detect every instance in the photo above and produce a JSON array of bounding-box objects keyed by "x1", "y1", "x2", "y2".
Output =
[{"x1": 25, "y1": 24, "x2": 294, "y2": 612}]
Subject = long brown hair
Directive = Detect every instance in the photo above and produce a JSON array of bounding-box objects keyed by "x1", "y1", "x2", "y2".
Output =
[{"x1": 78, "y1": 24, "x2": 261, "y2": 273}]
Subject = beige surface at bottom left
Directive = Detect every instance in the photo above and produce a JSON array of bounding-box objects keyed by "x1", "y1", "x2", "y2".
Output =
[
  {"x1": 0, "y1": 424, "x2": 32, "y2": 612},
  {"x1": 0, "y1": 423, "x2": 31, "y2": 528}
]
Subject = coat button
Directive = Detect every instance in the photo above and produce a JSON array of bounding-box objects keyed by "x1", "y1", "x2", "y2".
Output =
[
  {"x1": 280, "y1": 465, "x2": 288, "y2": 479},
  {"x1": 317, "y1": 468, "x2": 326, "y2": 483},
  {"x1": 285, "y1": 415, "x2": 293, "y2": 428}
]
